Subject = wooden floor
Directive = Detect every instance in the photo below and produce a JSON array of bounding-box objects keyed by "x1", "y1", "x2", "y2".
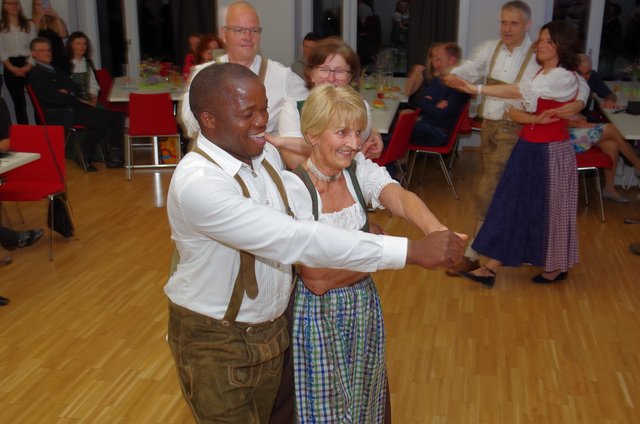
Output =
[{"x1": 1, "y1": 150, "x2": 640, "y2": 423}]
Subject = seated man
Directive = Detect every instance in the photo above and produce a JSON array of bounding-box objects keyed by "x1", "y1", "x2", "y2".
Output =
[
  {"x1": 576, "y1": 53, "x2": 617, "y2": 121},
  {"x1": 405, "y1": 42, "x2": 469, "y2": 147},
  {"x1": 27, "y1": 37, "x2": 124, "y2": 172},
  {"x1": 290, "y1": 32, "x2": 321, "y2": 79}
]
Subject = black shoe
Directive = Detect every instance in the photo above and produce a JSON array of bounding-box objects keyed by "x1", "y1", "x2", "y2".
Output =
[
  {"x1": 460, "y1": 266, "x2": 496, "y2": 288},
  {"x1": 0, "y1": 296, "x2": 9, "y2": 306},
  {"x1": 531, "y1": 272, "x2": 568, "y2": 284},
  {"x1": 106, "y1": 158, "x2": 124, "y2": 168},
  {"x1": 2, "y1": 229, "x2": 44, "y2": 251},
  {"x1": 107, "y1": 148, "x2": 124, "y2": 168},
  {"x1": 84, "y1": 162, "x2": 98, "y2": 172}
]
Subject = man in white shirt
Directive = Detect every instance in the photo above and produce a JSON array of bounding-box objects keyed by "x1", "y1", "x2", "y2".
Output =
[
  {"x1": 165, "y1": 63, "x2": 466, "y2": 423},
  {"x1": 443, "y1": 1, "x2": 587, "y2": 277},
  {"x1": 179, "y1": 0, "x2": 308, "y2": 140}
]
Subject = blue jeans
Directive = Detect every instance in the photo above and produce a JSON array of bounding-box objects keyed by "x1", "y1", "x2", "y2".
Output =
[{"x1": 411, "y1": 119, "x2": 449, "y2": 146}]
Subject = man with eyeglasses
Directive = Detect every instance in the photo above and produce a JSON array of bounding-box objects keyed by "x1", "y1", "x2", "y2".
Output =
[{"x1": 180, "y1": 0, "x2": 308, "y2": 141}]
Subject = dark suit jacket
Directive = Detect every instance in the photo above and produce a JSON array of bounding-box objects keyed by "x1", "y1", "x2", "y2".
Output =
[{"x1": 27, "y1": 63, "x2": 81, "y2": 128}]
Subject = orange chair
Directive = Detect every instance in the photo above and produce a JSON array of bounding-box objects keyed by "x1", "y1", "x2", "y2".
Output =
[
  {"x1": 406, "y1": 101, "x2": 470, "y2": 199},
  {"x1": 576, "y1": 145, "x2": 613, "y2": 222},
  {"x1": 372, "y1": 109, "x2": 419, "y2": 187},
  {"x1": 0, "y1": 125, "x2": 67, "y2": 260},
  {"x1": 25, "y1": 84, "x2": 101, "y2": 172},
  {"x1": 125, "y1": 92, "x2": 182, "y2": 180},
  {"x1": 95, "y1": 68, "x2": 129, "y2": 114}
]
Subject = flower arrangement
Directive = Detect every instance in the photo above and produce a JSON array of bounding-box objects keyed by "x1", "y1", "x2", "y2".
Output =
[
  {"x1": 139, "y1": 60, "x2": 164, "y2": 86},
  {"x1": 624, "y1": 59, "x2": 640, "y2": 81}
]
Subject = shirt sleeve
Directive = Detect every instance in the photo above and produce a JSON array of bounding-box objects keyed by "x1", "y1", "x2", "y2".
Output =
[
  {"x1": 450, "y1": 40, "x2": 494, "y2": 83},
  {"x1": 353, "y1": 152, "x2": 399, "y2": 210},
  {"x1": 278, "y1": 98, "x2": 303, "y2": 137},
  {"x1": 519, "y1": 68, "x2": 579, "y2": 112},
  {"x1": 178, "y1": 162, "x2": 407, "y2": 272},
  {"x1": 284, "y1": 70, "x2": 308, "y2": 101},
  {"x1": 179, "y1": 62, "x2": 213, "y2": 140}
]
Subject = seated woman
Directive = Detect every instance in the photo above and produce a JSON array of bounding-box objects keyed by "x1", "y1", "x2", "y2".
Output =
[
  {"x1": 193, "y1": 33, "x2": 224, "y2": 66},
  {"x1": 64, "y1": 31, "x2": 99, "y2": 105},
  {"x1": 61, "y1": 32, "x2": 125, "y2": 168},
  {"x1": 569, "y1": 116, "x2": 640, "y2": 203},
  {"x1": 404, "y1": 42, "x2": 469, "y2": 147},
  {"x1": 282, "y1": 84, "x2": 466, "y2": 422},
  {"x1": 182, "y1": 33, "x2": 201, "y2": 77},
  {"x1": 267, "y1": 37, "x2": 383, "y2": 169}
]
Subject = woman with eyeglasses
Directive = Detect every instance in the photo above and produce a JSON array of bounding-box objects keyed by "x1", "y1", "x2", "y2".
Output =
[
  {"x1": 0, "y1": 0, "x2": 36, "y2": 124},
  {"x1": 266, "y1": 37, "x2": 383, "y2": 169}
]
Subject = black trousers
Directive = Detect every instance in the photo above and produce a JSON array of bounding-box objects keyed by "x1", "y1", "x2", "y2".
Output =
[
  {"x1": 72, "y1": 102, "x2": 124, "y2": 153},
  {"x1": 4, "y1": 57, "x2": 29, "y2": 124}
]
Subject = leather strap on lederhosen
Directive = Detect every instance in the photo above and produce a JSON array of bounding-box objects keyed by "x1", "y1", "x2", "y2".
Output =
[
  {"x1": 258, "y1": 56, "x2": 268, "y2": 83},
  {"x1": 478, "y1": 40, "x2": 535, "y2": 119},
  {"x1": 170, "y1": 145, "x2": 293, "y2": 323},
  {"x1": 293, "y1": 160, "x2": 369, "y2": 232}
]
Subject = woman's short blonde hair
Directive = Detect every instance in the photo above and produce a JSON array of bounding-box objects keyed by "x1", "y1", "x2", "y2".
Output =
[{"x1": 300, "y1": 84, "x2": 368, "y2": 142}]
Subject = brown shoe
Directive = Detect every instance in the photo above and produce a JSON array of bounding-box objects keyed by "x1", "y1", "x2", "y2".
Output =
[{"x1": 445, "y1": 257, "x2": 480, "y2": 277}]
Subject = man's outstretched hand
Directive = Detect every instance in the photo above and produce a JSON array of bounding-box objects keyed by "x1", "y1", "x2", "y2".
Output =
[{"x1": 406, "y1": 230, "x2": 468, "y2": 269}]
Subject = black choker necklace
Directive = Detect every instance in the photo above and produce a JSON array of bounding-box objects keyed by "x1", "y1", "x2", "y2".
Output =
[{"x1": 306, "y1": 158, "x2": 342, "y2": 182}]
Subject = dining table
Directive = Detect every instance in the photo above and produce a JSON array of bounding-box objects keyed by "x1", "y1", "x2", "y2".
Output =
[
  {"x1": 0, "y1": 152, "x2": 41, "y2": 174},
  {"x1": 107, "y1": 76, "x2": 187, "y2": 103},
  {"x1": 359, "y1": 77, "x2": 408, "y2": 134},
  {"x1": 601, "y1": 81, "x2": 640, "y2": 141}
]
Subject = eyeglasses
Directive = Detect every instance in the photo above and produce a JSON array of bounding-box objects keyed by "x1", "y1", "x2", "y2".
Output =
[
  {"x1": 224, "y1": 26, "x2": 262, "y2": 36},
  {"x1": 315, "y1": 67, "x2": 351, "y2": 81}
]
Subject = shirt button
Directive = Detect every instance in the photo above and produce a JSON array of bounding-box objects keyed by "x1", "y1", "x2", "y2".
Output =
[{"x1": 251, "y1": 170, "x2": 257, "y2": 177}]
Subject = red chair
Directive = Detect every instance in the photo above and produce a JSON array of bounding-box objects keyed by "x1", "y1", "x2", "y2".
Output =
[
  {"x1": 576, "y1": 145, "x2": 613, "y2": 222},
  {"x1": 406, "y1": 101, "x2": 470, "y2": 199},
  {"x1": 372, "y1": 109, "x2": 419, "y2": 187},
  {"x1": 126, "y1": 92, "x2": 182, "y2": 180},
  {"x1": 0, "y1": 125, "x2": 67, "y2": 260},
  {"x1": 95, "y1": 68, "x2": 129, "y2": 114},
  {"x1": 25, "y1": 84, "x2": 101, "y2": 172}
]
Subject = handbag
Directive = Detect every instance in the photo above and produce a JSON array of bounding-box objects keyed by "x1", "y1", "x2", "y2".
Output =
[
  {"x1": 41, "y1": 125, "x2": 76, "y2": 238},
  {"x1": 48, "y1": 195, "x2": 75, "y2": 238}
]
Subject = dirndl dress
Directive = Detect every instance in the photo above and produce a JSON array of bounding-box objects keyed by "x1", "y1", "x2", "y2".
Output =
[
  {"x1": 293, "y1": 276, "x2": 387, "y2": 423},
  {"x1": 472, "y1": 98, "x2": 579, "y2": 272}
]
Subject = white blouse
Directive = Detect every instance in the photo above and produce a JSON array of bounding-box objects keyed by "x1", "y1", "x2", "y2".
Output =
[
  {"x1": 0, "y1": 22, "x2": 37, "y2": 62},
  {"x1": 518, "y1": 67, "x2": 580, "y2": 113},
  {"x1": 281, "y1": 152, "x2": 399, "y2": 229},
  {"x1": 71, "y1": 57, "x2": 99, "y2": 97}
]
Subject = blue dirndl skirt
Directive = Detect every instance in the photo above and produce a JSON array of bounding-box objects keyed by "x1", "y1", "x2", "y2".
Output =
[{"x1": 472, "y1": 138, "x2": 579, "y2": 271}]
